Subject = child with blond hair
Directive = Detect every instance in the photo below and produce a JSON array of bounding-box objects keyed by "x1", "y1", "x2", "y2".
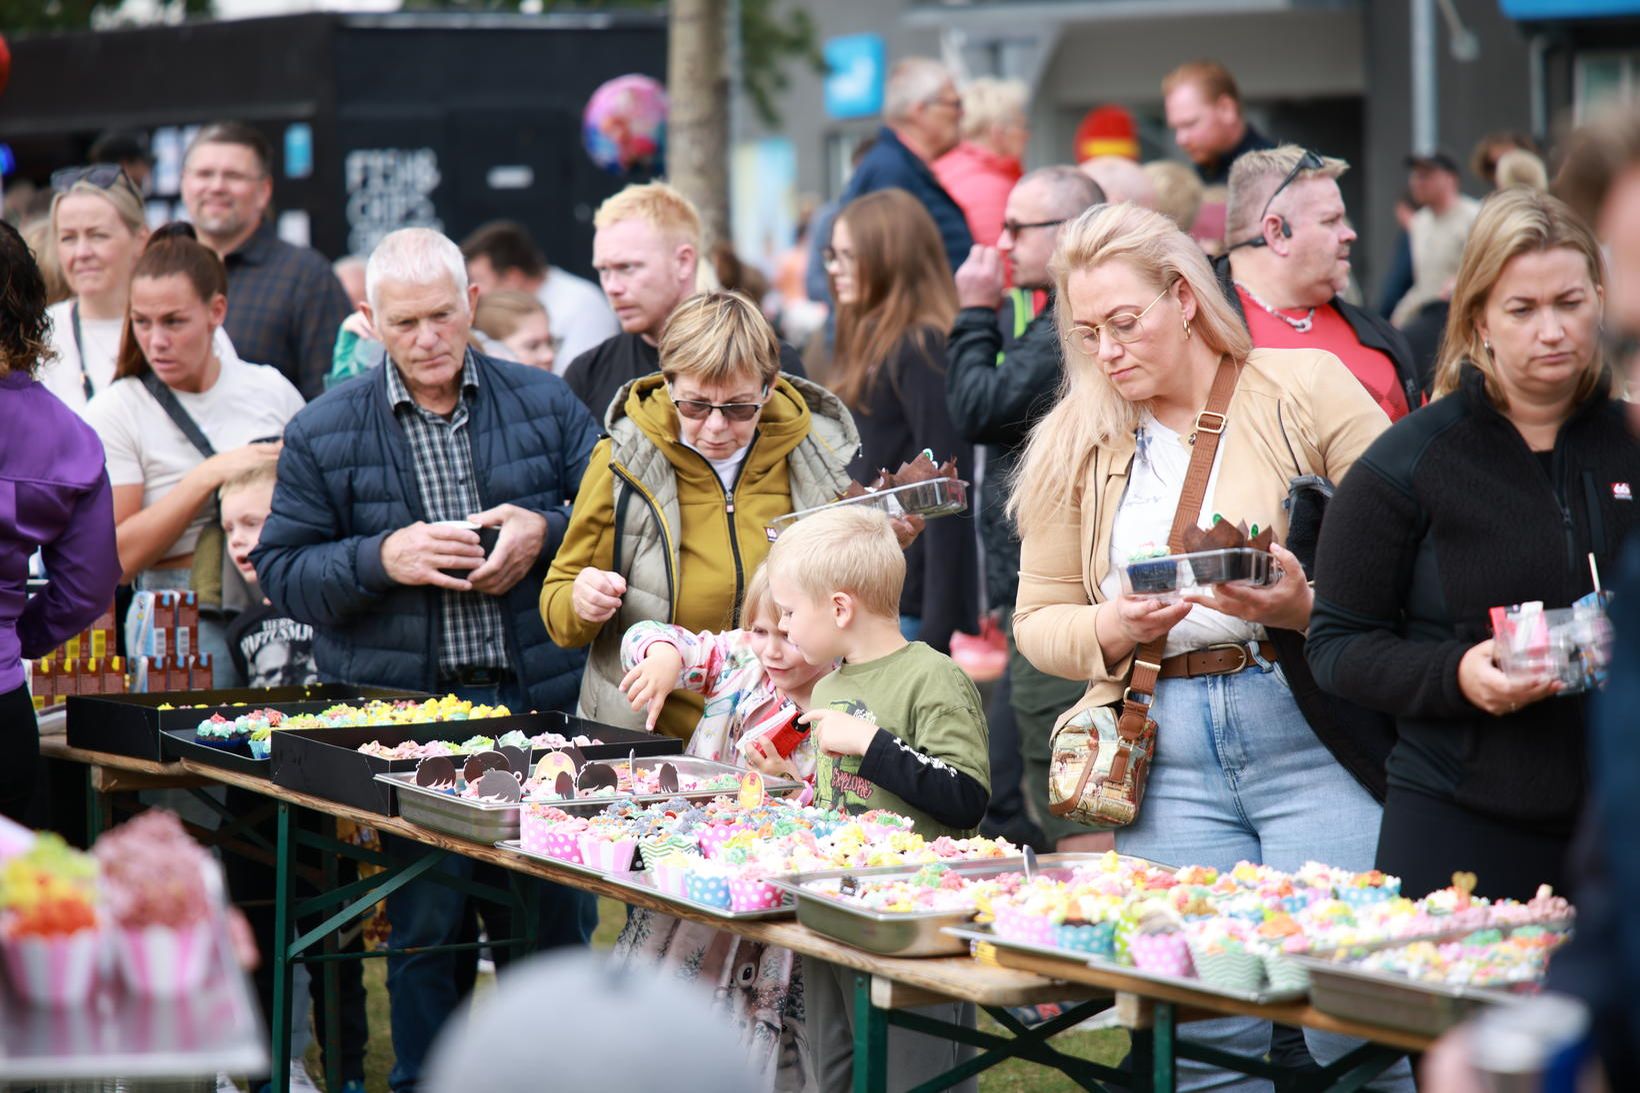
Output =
[
  {"x1": 612, "y1": 561, "x2": 828, "y2": 1089},
  {"x1": 766, "y1": 504, "x2": 989, "y2": 1093}
]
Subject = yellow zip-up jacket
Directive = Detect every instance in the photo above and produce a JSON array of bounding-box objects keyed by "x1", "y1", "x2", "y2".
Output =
[{"x1": 540, "y1": 372, "x2": 858, "y2": 741}]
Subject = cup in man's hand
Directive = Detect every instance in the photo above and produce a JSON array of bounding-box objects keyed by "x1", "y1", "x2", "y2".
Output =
[{"x1": 432, "y1": 519, "x2": 499, "y2": 578}]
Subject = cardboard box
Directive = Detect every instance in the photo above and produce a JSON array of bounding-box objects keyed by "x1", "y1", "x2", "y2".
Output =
[
  {"x1": 103, "y1": 657, "x2": 126, "y2": 696},
  {"x1": 188, "y1": 654, "x2": 214, "y2": 690},
  {"x1": 176, "y1": 593, "x2": 199, "y2": 663}
]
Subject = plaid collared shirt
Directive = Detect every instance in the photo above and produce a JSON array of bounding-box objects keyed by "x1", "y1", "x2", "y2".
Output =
[
  {"x1": 222, "y1": 222, "x2": 353, "y2": 401},
  {"x1": 385, "y1": 355, "x2": 510, "y2": 675}
]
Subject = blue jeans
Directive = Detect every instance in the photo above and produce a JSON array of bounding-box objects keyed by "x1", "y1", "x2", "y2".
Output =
[
  {"x1": 384, "y1": 682, "x2": 598, "y2": 1091},
  {"x1": 1114, "y1": 662, "x2": 1413, "y2": 1093}
]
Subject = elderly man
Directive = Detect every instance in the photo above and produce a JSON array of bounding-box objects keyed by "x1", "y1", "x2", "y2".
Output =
[
  {"x1": 254, "y1": 227, "x2": 600, "y2": 1093},
  {"x1": 1220, "y1": 145, "x2": 1420, "y2": 420},
  {"x1": 945, "y1": 166, "x2": 1105, "y2": 856},
  {"x1": 460, "y1": 219, "x2": 618, "y2": 366},
  {"x1": 1163, "y1": 59, "x2": 1275, "y2": 185},
  {"x1": 835, "y1": 56, "x2": 973, "y2": 270},
  {"x1": 181, "y1": 122, "x2": 351, "y2": 400},
  {"x1": 563, "y1": 181, "x2": 805, "y2": 421}
]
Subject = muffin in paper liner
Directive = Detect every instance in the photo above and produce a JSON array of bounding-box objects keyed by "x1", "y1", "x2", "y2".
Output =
[
  {"x1": 575, "y1": 834, "x2": 636, "y2": 873},
  {"x1": 113, "y1": 920, "x2": 213, "y2": 998},
  {"x1": 991, "y1": 904, "x2": 1057, "y2": 949},
  {"x1": 651, "y1": 855, "x2": 693, "y2": 898},
  {"x1": 541, "y1": 830, "x2": 584, "y2": 864},
  {"x1": 697, "y1": 824, "x2": 744, "y2": 860},
  {"x1": 248, "y1": 737, "x2": 271, "y2": 760},
  {"x1": 1128, "y1": 932, "x2": 1195, "y2": 978},
  {"x1": 1188, "y1": 944, "x2": 1262, "y2": 991},
  {"x1": 729, "y1": 876, "x2": 783, "y2": 912},
  {"x1": 1054, "y1": 920, "x2": 1117, "y2": 958},
  {"x1": 685, "y1": 872, "x2": 733, "y2": 909},
  {"x1": 1261, "y1": 950, "x2": 1310, "y2": 992},
  {"x1": 2, "y1": 927, "x2": 102, "y2": 1006}
]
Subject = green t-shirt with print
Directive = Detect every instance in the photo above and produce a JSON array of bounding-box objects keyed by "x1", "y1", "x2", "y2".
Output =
[{"x1": 809, "y1": 641, "x2": 990, "y2": 840}]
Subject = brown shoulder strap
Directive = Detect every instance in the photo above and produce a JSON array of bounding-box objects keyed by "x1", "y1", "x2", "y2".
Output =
[{"x1": 1109, "y1": 356, "x2": 1240, "y2": 779}]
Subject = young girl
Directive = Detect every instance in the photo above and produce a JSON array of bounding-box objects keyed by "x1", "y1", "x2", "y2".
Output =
[{"x1": 611, "y1": 563, "x2": 828, "y2": 1090}]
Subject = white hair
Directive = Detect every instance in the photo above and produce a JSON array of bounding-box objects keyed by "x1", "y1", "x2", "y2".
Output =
[
  {"x1": 884, "y1": 58, "x2": 953, "y2": 123},
  {"x1": 365, "y1": 228, "x2": 469, "y2": 316},
  {"x1": 1079, "y1": 157, "x2": 1157, "y2": 209}
]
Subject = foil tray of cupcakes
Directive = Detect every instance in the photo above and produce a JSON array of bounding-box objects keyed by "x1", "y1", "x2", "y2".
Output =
[
  {"x1": 0, "y1": 810, "x2": 266, "y2": 1082},
  {"x1": 766, "y1": 451, "x2": 968, "y2": 539},
  {"x1": 380, "y1": 752, "x2": 790, "y2": 844},
  {"x1": 502, "y1": 785, "x2": 1020, "y2": 920},
  {"x1": 938, "y1": 859, "x2": 1573, "y2": 1006},
  {"x1": 1120, "y1": 518, "x2": 1278, "y2": 602}
]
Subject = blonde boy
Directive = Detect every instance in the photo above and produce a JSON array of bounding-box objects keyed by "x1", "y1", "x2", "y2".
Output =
[
  {"x1": 768, "y1": 504, "x2": 990, "y2": 838},
  {"x1": 768, "y1": 504, "x2": 987, "y2": 1093}
]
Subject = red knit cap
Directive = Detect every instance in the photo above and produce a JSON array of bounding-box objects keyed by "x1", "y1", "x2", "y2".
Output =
[{"x1": 1075, "y1": 105, "x2": 1139, "y2": 162}]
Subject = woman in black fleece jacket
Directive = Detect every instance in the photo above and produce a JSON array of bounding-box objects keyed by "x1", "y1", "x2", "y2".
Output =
[{"x1": 1309, "y1": 190, "x2": 1640, "y2": 900}]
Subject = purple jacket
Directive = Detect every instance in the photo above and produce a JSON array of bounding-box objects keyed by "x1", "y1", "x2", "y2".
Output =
[{"x1": 0, "y1": 373, "x2": 121, "y2": 693}]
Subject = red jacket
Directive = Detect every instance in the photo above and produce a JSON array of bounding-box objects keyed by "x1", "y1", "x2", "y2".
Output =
[{"x1": 932, "y1": 141, "x2": 1022, "y2": 249}]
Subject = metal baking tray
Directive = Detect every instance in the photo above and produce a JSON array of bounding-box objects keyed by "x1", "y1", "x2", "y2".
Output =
[
  {"x1": 1298, "y1": 915, "x2": 1575, "y2": 962},
  {"x1": 602, "y1": 868, "x2": 797, "y2": 921},
  {"x1": 1120, "y1": 547, "x2": 1274, "y2": 599},
  {"x1": 768, "y1": 853, "x2": 1148, "y2": 958},
  {"x1": 1293, "y1": 954, "x2": 1532, "y2": 1037},
  {"x1": 945, "y1": 924, "x2": 1309, "y2": 1004},
  {"x1": 495, "y1": 838, "x2": 639, "y2": 882},
  {"x1": 377, "y1": 756, "x2": 799, "y2": 840},
  {"x1": 766, "y1": 477, "x2": 968, "y2": 537}
]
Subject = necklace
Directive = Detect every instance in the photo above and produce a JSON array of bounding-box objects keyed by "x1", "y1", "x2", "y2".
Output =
[{"x1": 1234, "y1": 280, "x2": 1315, "y2": 334}]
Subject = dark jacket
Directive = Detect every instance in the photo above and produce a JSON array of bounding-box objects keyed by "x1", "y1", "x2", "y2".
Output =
[
  {"x1": 1308, "y1": 365, "x2": 1640, "y2": 828},
  {"x1": 1215, "y1": 254, "x2": 1422, "y2": 415},
  {"x1": 945, "y1": 291, "x2": 1056, "y2": 613},
  {"x1": 1196, "y1": 123, "x2": 1275, "y2": 186},
  {"x1": 253, "y1": 352, "x2": 599, "y2": 712},
  {"x1": 846, "y1": 328, "x2": 978, "y2": 654},
  {"x1": 840, "y1": 127, "x2": 973, "y2": 272}
]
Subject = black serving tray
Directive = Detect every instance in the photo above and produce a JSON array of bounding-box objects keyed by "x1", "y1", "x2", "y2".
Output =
[
  {"x1": 270, "y1": 710, "x2": 683, "y2": 815},
  {"x1": 65, "y1": 685, "x2": 429, "y2": 761}
]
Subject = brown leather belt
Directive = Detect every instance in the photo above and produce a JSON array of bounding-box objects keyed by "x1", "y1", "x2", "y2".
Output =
[{"x1": 1157, "y1": 641, "x2": 1278, "y2": 680}]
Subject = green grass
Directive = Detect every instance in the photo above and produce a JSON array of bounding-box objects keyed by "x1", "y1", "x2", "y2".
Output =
[{"x1": 295, "y1": 899, "x2": 1126, "y2": 1092}]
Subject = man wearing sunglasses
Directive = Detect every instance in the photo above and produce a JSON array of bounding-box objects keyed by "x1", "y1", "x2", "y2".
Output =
[{"x1": 1218, "y1": 145, "x2": 1420, "y2": 421}]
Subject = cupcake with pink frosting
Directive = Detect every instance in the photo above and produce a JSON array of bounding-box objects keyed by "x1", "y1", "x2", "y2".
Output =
[{"x1": 93, "y1": 809, "x2": 217, "y2": 997}]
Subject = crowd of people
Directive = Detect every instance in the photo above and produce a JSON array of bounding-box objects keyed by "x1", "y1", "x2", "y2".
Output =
[{"x1": 2, "y1": 45, "x2": 1639, "y2": 1093}]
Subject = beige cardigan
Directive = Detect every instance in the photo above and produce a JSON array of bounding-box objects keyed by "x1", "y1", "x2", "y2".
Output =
[{"x1": 1012, "y1": 347, "x2": 1390, "y2": 730}]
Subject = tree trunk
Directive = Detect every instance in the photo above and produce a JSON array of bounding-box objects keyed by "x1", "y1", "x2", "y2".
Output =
[{"x1": 667, "y1": 0, "x2": 730, "y2": 251}]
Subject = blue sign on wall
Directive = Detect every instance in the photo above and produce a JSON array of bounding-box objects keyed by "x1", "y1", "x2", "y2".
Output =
[
  {"x1": 1500, "y1": 0, "x2": 1640, "y2": 18},
  {"x1": 824, "y1": 34, "x2": 886, "y2": 120}
]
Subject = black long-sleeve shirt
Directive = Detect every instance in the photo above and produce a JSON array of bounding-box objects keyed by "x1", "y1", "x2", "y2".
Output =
[{"x1": 845, "y1": 328, "x2": 979, "y2": 653}]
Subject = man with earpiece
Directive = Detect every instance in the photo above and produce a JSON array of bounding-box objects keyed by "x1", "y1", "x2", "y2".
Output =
[{"x1": 1215, "y1": 145, "x2": 1420, "y2": 423}]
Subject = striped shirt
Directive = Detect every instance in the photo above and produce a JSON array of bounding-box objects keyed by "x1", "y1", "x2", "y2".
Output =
[{"x1": 385, "y1": 355, "x2": 509, "y2": 674}]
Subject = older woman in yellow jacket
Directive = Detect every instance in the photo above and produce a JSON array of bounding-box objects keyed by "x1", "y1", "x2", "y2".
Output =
[
  {"x1": 540, "y1": 292, "x2": 859, "y2": 741},
  {"x1": 1010, "y1": 204, "x2": 1409, "y2": 1092}
]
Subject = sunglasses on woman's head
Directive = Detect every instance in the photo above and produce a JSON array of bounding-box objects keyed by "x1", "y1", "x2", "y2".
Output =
[
  {"x1": 671, "y1": 386, "x2": 768, "y2": 422},
  {"x1": 50, "y1": 164, "x2": 138, "y2": 195}
]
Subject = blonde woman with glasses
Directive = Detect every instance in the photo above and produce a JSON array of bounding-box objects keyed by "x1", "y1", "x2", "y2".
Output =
[
  {"x1": 541, "y1": 291, "x2": 861, "y2": 742},
  {"x1": 1010, "y1": 203, "x2": 1409, "y2": 1091}
]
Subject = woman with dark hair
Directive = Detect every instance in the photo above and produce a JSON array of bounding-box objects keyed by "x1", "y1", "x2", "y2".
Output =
[
  {"x1": 0, "y1": 218, "x2": 121, "y2": 820},
  {"x1": 826, "y1": 187, "x2": 978, "y2": 652},
  {"x1": 84, "y1": 224, "x2": 304, "y2": 685}
]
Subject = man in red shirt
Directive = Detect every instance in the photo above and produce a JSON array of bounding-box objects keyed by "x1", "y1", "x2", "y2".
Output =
[{"x1": 1215, "y1": 144, "x2": 1421, "y2": 420}]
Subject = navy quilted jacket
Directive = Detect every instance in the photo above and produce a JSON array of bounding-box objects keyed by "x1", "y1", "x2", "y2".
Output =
[{"x1": 252, "y1": 352, "x2": 598, "y2": 711}]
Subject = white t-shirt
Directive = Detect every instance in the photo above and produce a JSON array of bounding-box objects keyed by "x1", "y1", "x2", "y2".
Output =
[
  {"x1": 539, "y1": 266, "x2": 620, "y2": 371},
  {"x1": 85, "y1": 345, "x2": 306, "y2": 559},
  {"x1": 42, "y1": 298, "x2": 239, "y2": 419},
  {"x1": 1098, "y1": 411, "x2": 1265, "y2": 658}
]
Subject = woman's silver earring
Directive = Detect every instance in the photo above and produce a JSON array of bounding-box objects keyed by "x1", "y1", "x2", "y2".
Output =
[{"x1": 1483, "y1": 339, "x2": 1492, "y2": 354}]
